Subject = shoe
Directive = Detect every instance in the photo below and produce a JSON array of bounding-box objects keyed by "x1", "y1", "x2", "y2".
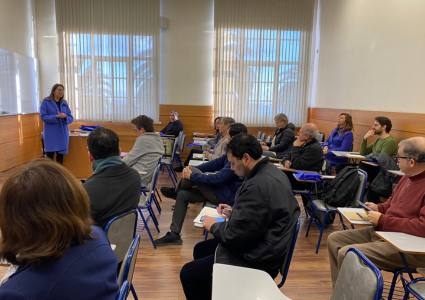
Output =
[
  {"x1": 154, "y1": 232, "x2": 183, "y2": 246},
  {"x1": 174, "y1": 166, "x2": 183, "y2": 172},
  {"x1": 161, "y1": 187, "x2": 177, "y2": 199}
]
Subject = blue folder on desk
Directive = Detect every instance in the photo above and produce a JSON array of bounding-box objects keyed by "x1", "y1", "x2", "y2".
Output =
[
  {"x1": 294, "y1": 171, "x2": 322, "y2": 182},
  {"x1": 186, "y1": 142, "x2": 203, "y2": 148},
  {"x1": 80, "y1": 125, "x2": 101, "y2": 131}
]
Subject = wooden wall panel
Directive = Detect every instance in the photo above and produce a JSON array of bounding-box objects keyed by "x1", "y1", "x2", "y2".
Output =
[
  {"x1": 0, "y1": 114, "x2": 43, "y2": 172},
  {"x1": 308, "y1": 108, "x2": 425, "y2": 152}
]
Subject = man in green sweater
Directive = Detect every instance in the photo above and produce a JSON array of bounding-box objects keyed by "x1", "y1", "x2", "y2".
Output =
[{"x1": 360, "y1": 116, "x2": 398, "y2": 158}]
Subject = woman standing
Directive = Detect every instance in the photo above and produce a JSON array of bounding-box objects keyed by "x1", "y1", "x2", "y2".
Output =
[
  {"x1": 40, "y1": 84, "x2": 74, "y2": 164},
  {"x1": 323, "y1": 113, "x2": 354, "y2": 166},
  {"x1": 0, "y1": 158, "x2": 118, "y2": 299}
]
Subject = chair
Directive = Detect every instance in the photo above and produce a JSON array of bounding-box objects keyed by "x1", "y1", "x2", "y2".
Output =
[
  {"x1": 259, "y1": 132, "x2": 266, "y2": 142},
  {"x1": 317, "y1": 132, "x2": 325, "y2": 142},
  {"x1": 277, "y1": 219, "x2": 300, "y2": 288},
  {"x1": 138, "y1": 164, "x2": 161, "y2": 249},
  {"x1": 160, "y1": 139, "x2": 179, "y2": 188},
  {"x1": 256, "y1": 130, "x2": 262, "y2": 140},
  {"x1": 174, "y1": 131, "x2": 186, "y2": 167},
  {"x1": 212, "y1": 264, "x2": 291, "y2": 300},
  {"x1": 41, "y1": 131, "x2": 46, "y2": 156},
  {"x1": 116, "y1": 280, "x2": 129, "y2": 300},
  {"x1": 104, "y1": 210, "x2": 138, "y2": 266},
  {"x1": 404, "y1": 277, "x2": 425, "y2": 300},
  {"x1": 141, "y1": 157, "x2": 163, "y2": 214},
  {"x1": 265, "y1": 135, "x2": 272, "y2": 144},
  {"x1": 331, "y1": 247, "x2": 383, "y2": 300},
  {"x1": 305, "y1": 169, "x2": 367, "y2": 254},
  {"x1": 117, "y1": 235, "x2": 141, "y2": 300}
]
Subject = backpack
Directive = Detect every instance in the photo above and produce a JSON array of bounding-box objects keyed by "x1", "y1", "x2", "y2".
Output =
[{"x1": 321, "y1": 166, "x2": 360, "y2": 207}]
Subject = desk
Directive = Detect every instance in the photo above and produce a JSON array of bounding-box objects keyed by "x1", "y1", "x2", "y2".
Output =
[
  {"x1": 193, "y1": 153, "x2": 204, "y2": 160},
  {"x1": 273, "y1": 163, "x2": 315, "y2": 173},
  {"x1": 417, "y1": 268, "x2": 425, "y2": 277},
  {"x1": 64, "y1": 133, "x2": 93, "y2": 179},
  {"x1": 342, "y1": 154, "x2": 366, "y2": 160},
  {"x1": 361, "y1": 161, "x2": 379, "y2": 167},
  {"x1": 376, "y1": 231, "x2": 425, "y2": 281},
  {"x1": 331, "y1": 151, "x2": 360, "y2": 157},
  {"x1": 337, "y1": 207, "x2": 372, "y2": 226},
  {"x1": 189, "y1": 160, "x2": 205, "y2": 167},
  {"x1": 388, "y1": 170, "x2": 405, "y2": 176}
]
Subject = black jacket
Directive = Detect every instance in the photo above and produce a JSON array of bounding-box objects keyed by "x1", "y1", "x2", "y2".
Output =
[
  {"x1": 160, "y1": 119, "x2": 183, "y2": 137},
  {"x1": 83, "y1": 163, "x2": 141, "y2": 229},
  {"x1": 267, "y1": 123, "x2": 296, "y2": 159},
  {"x1": 210, "y1": 158, "x2": 300, "y2": 269},
  {"x1": 367, "y1": 153, "x2": 399, "y2": 197},
  {"x1": 282, "y1": 138, "x2": 325, "y2": 172}
]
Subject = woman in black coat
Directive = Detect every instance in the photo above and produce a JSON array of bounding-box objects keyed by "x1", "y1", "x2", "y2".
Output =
[{"x1": 261, "y1": 113, "x2": 295, "y2": 159}]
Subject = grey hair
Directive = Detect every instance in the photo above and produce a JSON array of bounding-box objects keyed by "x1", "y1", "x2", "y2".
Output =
[
  {"x1": 170, "y1": 110, "x2": 178, "y2": 116},
  {"x1": 274, "y1": 113, "x2": 288, "y2": 123},
  {"x1": 399, "y1": 138, "x2": 425, "y2": 164},
  {"x1": 221, "y1": 117, "x2": 236, "y2": 125},
  {"x1": 304, "y1": 127, "x2": 318, "y2": 140}
]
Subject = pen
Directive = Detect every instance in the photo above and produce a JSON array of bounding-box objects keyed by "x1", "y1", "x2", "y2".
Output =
[{"x1": 356, "y1": 212, "x2": 364, "y2": 220}]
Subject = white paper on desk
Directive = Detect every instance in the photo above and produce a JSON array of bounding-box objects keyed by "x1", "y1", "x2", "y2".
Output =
[
  {"x1": 194, "y1": 207, "x2": 225, "y2": 223},
  {"x1": 79, "y1": 133, "x2": 89, "y2": 136},
  {"x1": 345, "y1": 154, "x2": 366, "y2": 159},
  {"x1": 193, "y1": 153, "x2": 204, "y2": 159}
]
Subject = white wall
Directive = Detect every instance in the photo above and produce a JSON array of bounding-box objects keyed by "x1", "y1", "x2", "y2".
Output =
[
  {"x1": 315, "y1": 0, "x2": 425, "y2": 113},
  {"x1": 35, "y1": 0, "x2": 59, "y2": 99},
  {"x1": 160, "y1": 0, "x2": 213, "y2": 106},
  {"x1": 0, "y1": 0, "x2": 35, "y2": 57}
]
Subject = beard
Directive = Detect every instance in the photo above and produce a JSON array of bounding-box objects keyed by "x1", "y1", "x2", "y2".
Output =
[{"x1": 374, "y1": 129, "x2": 382, "y2": 135}]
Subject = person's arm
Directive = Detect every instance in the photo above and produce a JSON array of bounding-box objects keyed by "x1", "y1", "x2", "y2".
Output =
[
  {"x1": 168, "y1": 120, "x2": 183, "y2": 137},
  {"x1": 210, "y1": 184, "x2": 272, "y2": 250},
  {"x1": 196, "y1": 153, "x2": 227, "y2": 173},
  {"x1": 381, "y1": 138, "x2": 399, "y2": 158},
  {"x1": 377, "y1": 201, "x2": 425, "y2": 238},
  {"x1": 269, "y1": 130, "x2": 294, "y2": 153},
  {"x1": 190, "y1": 162, "x2": 240, "y2": 185},
  {"x1": 122, "y1": 137, "x2": 147, "y2": 167},
  {"x1": 359, "y1": 139, "x2": 373, "y2": 156},
  {"x1": 322, "y1": 131, "x2": 332, "y2": 147},
  {"x1": 63, "y1": 103, "x2": 74, "y2": 124},
  {"x1": 0, "y1": 290, "x2": 30, "y2": 300},
  {"x1": 39, "y1": 101, "x2": 58, "y2": 124},
  {"x1": 160, "y1": 123, "x2": 168, "y2": 134}
]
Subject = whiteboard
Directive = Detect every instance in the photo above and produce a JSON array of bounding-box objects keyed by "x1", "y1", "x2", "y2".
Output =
[{"x1": 0, "y1": 48, "x2": 39, "y2": 115}]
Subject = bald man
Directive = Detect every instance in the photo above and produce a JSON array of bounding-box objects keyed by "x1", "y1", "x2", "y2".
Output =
[
  {"x1": 281, "y1": 123, "x2": 325, "y2": 194},
  {"x1": 327, "y1": 137, "x2": 425, "y2": 288}
]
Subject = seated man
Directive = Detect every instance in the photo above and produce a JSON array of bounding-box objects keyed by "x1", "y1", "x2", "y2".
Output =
[
  {"x1": 155, "y1": 123, "x2": 246, "y2": 246},
  {"x1": 160, "y1": 110, "x2": 183, "y2": 137},
  {"x1": 327, "y1": 137, "x2": 425, "y2": 288},
  {"x1": 180, "y1": 133, "x2": 300, "y2": 300},
  {"x1": 204, "y1": 117, "x2": 235, "y2": 161},
  {"x1": 123, "y1": 115, "x2": 163, "y2": 187},
  {"x1": 281, "y1": 123, "x2": 325, "y2": 194},
  {"x1": 360, "y1": 116, "x2": 398, "y2": 158},
  {"x1": 261, "y1": 113, "x2": 295, "y2": 159},
  {"x1": 83, "y1": 127, "x2": 141, "y2": 229}
]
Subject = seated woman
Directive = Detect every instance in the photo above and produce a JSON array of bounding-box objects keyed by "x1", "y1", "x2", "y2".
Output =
[
  {"x1": 261, "y1": 113, "x2": 295, "y2": 159},
  {"x1": 0, "y1": 158, "x2": 119, "y2": 299},
  {"x1": 177, "y1": 117, "x2": 222, "y2": 172},
  {"x1": 323, "y1": 113, "x2": 354, "y2": 167}
]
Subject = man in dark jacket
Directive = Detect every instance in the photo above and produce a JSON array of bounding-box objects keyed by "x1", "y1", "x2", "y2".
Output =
[
  {"x1": 261, "y1": 113, "x2": 295, "y2": 159},
  {"x1": 281, "y1": 123, "x2": 325, "y2": 198},
  {"x1": 83, "y1": 127, "x2": 141, "y2": 229},
  {"x1": 179, "y1": 133, "x2": 300, "y2": 300},
  {"x1": 160, "y1": 110, "x2": 183, "y2": 137},
  {"x1": 155, "y1": 123, "x2": 247, "y2": 246}
]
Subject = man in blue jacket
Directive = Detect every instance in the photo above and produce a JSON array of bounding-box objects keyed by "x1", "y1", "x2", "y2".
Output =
[{"x1": 155, "y1": 123, "x2": 247, "y2": 246}]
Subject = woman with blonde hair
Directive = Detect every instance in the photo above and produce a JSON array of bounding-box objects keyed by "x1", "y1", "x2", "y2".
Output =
[{"x1": 0, "y1": 158, "x2": 118, "y2": 299}]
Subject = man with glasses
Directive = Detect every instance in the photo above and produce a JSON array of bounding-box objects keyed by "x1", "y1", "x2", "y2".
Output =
[
  {"x1": 160, "y1": 110, "x2": 183, "y2": 137},
  {"x1": 327, "y1": 137, "x2": 425, "y2": 288}
]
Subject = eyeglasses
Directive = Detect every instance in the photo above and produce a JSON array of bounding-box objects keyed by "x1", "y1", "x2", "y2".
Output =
[
  {"x1": 133, "y1": 128, "x2": 138, "y2": 133},
  {"x1": 395, "y1": 155, "x2": 409, "y2": 162}
]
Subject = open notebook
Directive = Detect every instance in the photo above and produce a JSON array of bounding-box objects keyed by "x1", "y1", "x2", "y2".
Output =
[{"x1": 194, "y1": 207, "x2": 227, "y2": 227}]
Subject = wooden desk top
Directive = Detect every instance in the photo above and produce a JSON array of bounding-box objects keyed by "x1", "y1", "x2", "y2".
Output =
[
  {"x1": 361, "y1": 161, "x2": 379, "y2": 167},
  {"x1": 342, "y1": 154, "x2": 366, "y2": 160},
  {"x1": 375, "y1": 231, "x2": 425, "y2": 254},
  {"x1": 331, "y1": 151, "x2": 360, "y2": 157},
  {"x1": 388, "y1": 170, "x2": 405, "y2": 176}
]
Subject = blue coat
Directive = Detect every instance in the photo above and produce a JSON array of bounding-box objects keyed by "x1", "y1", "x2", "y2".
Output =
[
  {"x1": 40, "y1": 99, "x2": 74, "y2": 154},
  {"x1": 323, "y1": 127, "x2": 354, "y2": 166},
  {"x1": 0, "y1": 226, "x2": 119, "y2": 300},
  {"x1": 191, "y1": 153, "x2": 243, "y2": 206}
]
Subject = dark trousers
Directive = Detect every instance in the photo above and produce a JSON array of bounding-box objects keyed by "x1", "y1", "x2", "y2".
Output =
[
  {"x1": 181, "y1": 239, "x2": 280, "y2": 300},
  {"x1": 46, "y1": 152, "x2": 64, "y2": 165},
  {"x1": 183, "y1": 148, "x2": 203, "y2": 166},
  {"x1": 170, "y1": 168, "x2": 220, "y2": 234}
]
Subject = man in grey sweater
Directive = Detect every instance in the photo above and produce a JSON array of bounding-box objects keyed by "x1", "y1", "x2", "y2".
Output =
[{"x1": 123, "y1": 115, "x2": 164, "y2": 187}]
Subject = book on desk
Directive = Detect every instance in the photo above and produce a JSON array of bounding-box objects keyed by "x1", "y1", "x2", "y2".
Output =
[{"x1": 194, "y1": 206, "x2": 227, "y2": 227}]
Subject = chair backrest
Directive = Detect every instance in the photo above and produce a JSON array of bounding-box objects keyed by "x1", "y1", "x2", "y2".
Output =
[
  {"x1": 176, "y1": 131, "x2": 184, "y2": 153},
  {"x1": 104, "y1": 209, "x2": 138, "y2": 263},
  {"x1": 317, "y1": 132, "x2": 325, "y2": 142},
  {"x1": 169, "y1": 136, "x2": 180, "y2": 161},
  {"x1": 260, "y1": 132, "x2": 266, "y2": 141},
  {"x1": 277, "y1": 219, "x2": 300, "y2": 288},
  {"x1": 256, "y1": 130, "x2": 262, "y2": 139},
  {"x1": 352, "y1": 169, "x2": 368, "y2": 207},
  {"x1": 116, "y1": 280, "x2": 129, "y2": 300},
  {"x1": 266, "y1": 135, "x2": 272, "y2": 143},
  {"x1": 178, "y1": 133, "x2": 186, "y2": 155},
  {"x1": 212, "y1": 264, "x2": 291, "y2": 300},
  {"x1": 331, "y1": 247, "x2": 383, "y2": 300},
  {"x1": 117, "y1": 235, "x2": 141, "y2": 287},
  {"x1": 141, "y1": 164, "x2": 161, "y2": 207}
]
